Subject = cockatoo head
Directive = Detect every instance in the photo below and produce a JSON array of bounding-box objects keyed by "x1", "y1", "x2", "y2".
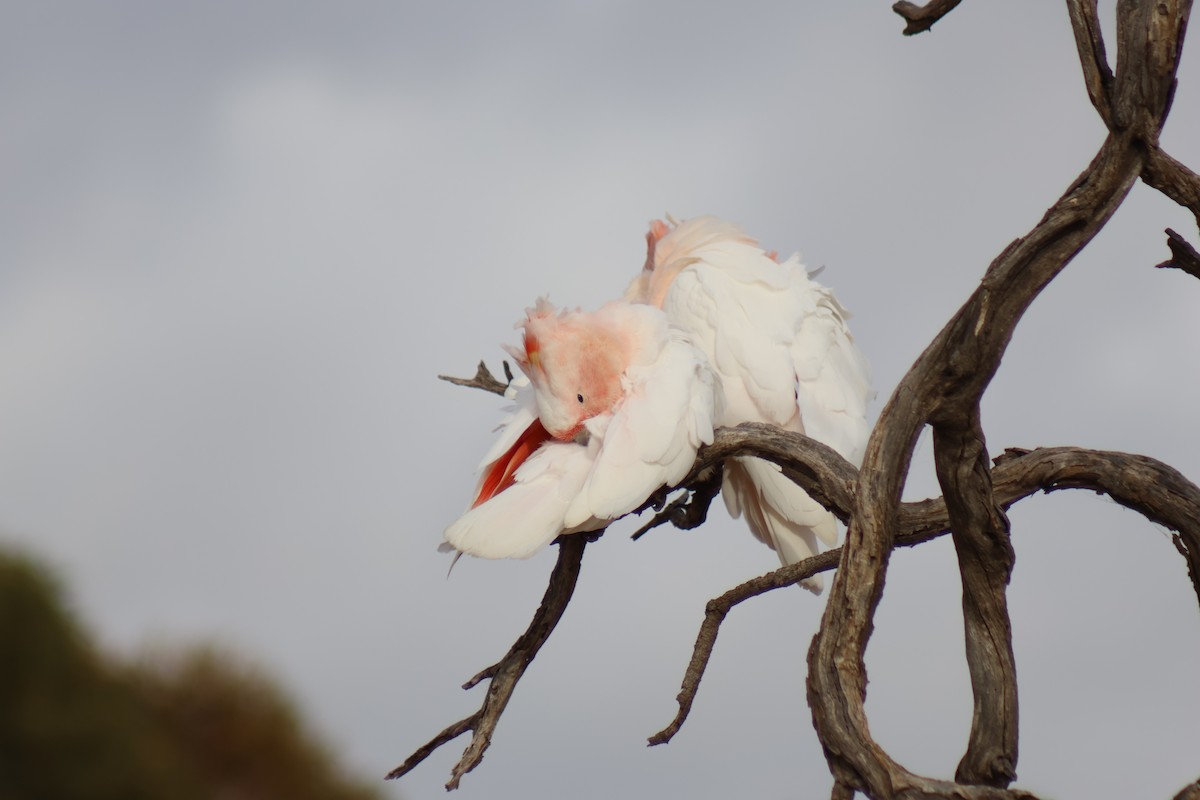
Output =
[{"x1": 505, "y1": 299, "x2": 630, "y2": 442}]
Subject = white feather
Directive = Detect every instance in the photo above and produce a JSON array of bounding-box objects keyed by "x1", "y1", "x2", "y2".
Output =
[
  {"x1": 628, "y1": 216, "x2": 873, "y2": 592},
  {"x1": 444, "y1": 440, "x2": 599, "y2": 559}
]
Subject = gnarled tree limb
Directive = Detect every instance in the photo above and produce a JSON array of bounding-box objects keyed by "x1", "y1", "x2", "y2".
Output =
[
  {"x1": 803, "y1": 4, "x2": 1192, "y2": 797},
  {"x1": 415, "y1": 4, "x2": 1198, "y2": 794},
  {"x1": 651, "y1": 442, "x2": 1200, "y2": 750}
]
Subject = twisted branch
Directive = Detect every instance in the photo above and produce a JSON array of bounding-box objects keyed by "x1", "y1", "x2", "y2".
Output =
[
  {"x1": 801, "y1": 4, "x2": 1193, "y2": 796},
  {"x1": 411, "y1": 5, "x2": 1198, "y2": 794},
  {"x1": 650, "y1": 443, "x2": 1200, "y2": 748}
]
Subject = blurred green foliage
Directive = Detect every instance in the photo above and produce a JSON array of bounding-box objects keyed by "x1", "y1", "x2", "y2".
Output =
[{"x1": 0, "y1": 550, "x2": 384, "y2": 800}]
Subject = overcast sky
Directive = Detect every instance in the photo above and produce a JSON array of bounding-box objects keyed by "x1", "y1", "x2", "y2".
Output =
[{"x1": 2, "y1": 2, "x2": 1198, "y2": 798}]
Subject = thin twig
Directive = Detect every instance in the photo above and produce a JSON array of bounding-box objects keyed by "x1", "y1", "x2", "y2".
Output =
[
  {"x1": 387, "y1": 535, "x2": 590, "y2": 790},
  {"x1": 654, "y1": 444, "x2": 1200, "y2": 750},
  {"x1": 438, "y1": 360, "x2": 511, "y2": 396},
  {"x1": 648, "y1": 549, "x2": 841, "y2": 746}
]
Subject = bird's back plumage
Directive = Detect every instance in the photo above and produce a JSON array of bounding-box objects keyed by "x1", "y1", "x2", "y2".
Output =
[{"x1": 626, "y1": 216, "x2": 872, "y2": 592}]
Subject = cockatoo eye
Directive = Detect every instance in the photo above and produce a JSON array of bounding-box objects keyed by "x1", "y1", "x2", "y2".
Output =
[{"x1": 576, "y1": 393, "x2": 585, "y2": 404}]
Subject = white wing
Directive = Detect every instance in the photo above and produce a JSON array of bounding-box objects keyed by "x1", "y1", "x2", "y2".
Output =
[
  {"x1": 786, "y1": 262, "x2": 872, "y2": 466},
  {"x1": 662, "y1": 242, "x2": 803, "y2": 428},
  {"x1": 635, "y1": 218, "x2": 872, "y2": 591},
  {"x1": 444, "y1": 439, "x2": 598, "y2": 559}
]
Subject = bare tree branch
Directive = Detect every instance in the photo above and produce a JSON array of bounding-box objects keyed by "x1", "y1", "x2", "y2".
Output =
[
  {"x1": 1143, "y1": 149, "x2": 1200, "y2": 225},
  {"x1": 893, "y1": 0, "x2": 964, "y2": 35},
  {"x1": 833, "y1": 780, "x2": 858, "y2": 800},
  {"x1": 651, "y1": 443, "x2": 1200, "y2": 750},
  {"x1": 438, "y1": 360, "x2": 511, "y2": 396},
  {"x1": 684, "y1": 423, "x2": 859, "y2": 525},
  {"x1": 933, "y1": 420, "x2": 1018, "y2": 787},
  {"x1": 803, "y1": 4, "x2": 1192, "y2": 795},
  {"x1": 417, "y1": 4, "x2": 1200, "y2": 794},
  {"x1": 387, "y1": 535, "x2": 590, "y2": 790},
  {"x1": 648, "y1": 547, "x2": 842, "y2": 746},
  {"x1": 1067, "y1": 0, "x2": 1115, "y2": 125},
  {"x1": 1156, "y1": 227, "x2": 1200, "y2": 279},
  {"x1": 1174, "y1": 778, "x2": 1200, "y2": 800}
]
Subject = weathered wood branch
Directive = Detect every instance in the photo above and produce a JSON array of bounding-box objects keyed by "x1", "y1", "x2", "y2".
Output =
[
  {"x1": 438, "y1": 360, "x2": 512, "y2": 396},
  {"x1": 413, "y1": 385, "x2": 1200, "y2": 791},
  {"x1": 1068, "y1": 0, "x2": 1115, "y2": 125},
  {"x1": 651, "y1": 440, "x2": 1200, "y2": 751},
  {"x1": 1175, "y1": 778, "x2": 1200, "y2": 800},
  {"x1": 419, "y1": 4, "x2": 1199, "y2": 794},
  {"x1": 681, "y1": 422, "x2": 859, "y2": 524},
  {"x1": 892, "y1": 0, "x2": 964, "y2": 35},
  {"x1": 1143, "y1": 149, "x2": 1200, "y2": 225},
  {"x1": 805, "y1": 4, "x2": 1192, "y2": 795},
  {"x1": 933, "y1": 419, "x2": 1018, "y2": 787},
  {"x1": 387, "y1": 535, "x2": 590, "y2": 790},
  {"x1": 648, "y1": 546, "x2": 842, "y2": 747},
  {"x1": 1157, "y1": 227, "x2": 1200, "y2": 278}
]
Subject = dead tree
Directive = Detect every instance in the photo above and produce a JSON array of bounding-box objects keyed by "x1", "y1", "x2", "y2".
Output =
[{"x1": 391, "y1": 1, "x2": 1200, "y2": 797}]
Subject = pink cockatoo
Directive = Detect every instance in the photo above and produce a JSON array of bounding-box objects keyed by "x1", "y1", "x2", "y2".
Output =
[
  {"x1": 443, "y1": 299, "x2": 718, "y2": 559},
  {"x1": 625, "y1": 215, "x2": 872, "y2": 592}
]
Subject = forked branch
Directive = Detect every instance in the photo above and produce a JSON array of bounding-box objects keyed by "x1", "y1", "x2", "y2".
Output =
[
  {"x1": 652, "y1": 444, "x2": 1200, "y2": 749},
  {"x1": 805, "y1": 3, "x2": 1193, "y2": 796},
  {"x1": 416, "y1": 4, "x2": 1198, "y2": 793}
]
